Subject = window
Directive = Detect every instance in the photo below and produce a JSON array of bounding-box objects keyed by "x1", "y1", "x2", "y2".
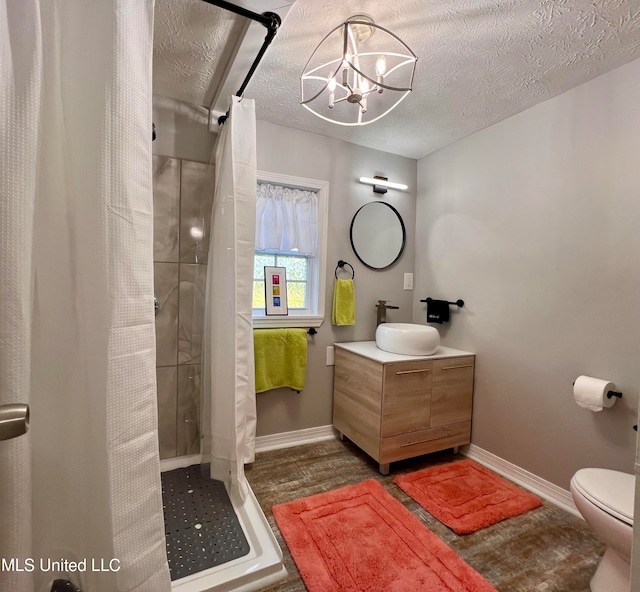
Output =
[
  {"x1": 253, "y1": 252, "x2": 309, "y2": 310},
  {"x1": 252, "y1": 172, "x2": 328, "y2": 328}
]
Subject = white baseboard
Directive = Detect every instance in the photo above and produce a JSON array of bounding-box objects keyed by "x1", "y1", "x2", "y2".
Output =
[
  {"x1": 463, "y1": 444, "x2": 580, "y2": 518},
  {"x1": 255, "y1": 425, "x2": 336, "y2": 453}
]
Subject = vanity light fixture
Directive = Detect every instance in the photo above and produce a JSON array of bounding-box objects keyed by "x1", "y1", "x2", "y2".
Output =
[
  {"x1": 300, "y1": 15, "x2": 417, "y2": 126},
  {"x1": 359, "y1": 176, "x2": 408, "y2": 194}
]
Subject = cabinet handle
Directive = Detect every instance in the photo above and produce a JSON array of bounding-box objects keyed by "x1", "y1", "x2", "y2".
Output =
[
  {"x1": 395, "y1": 368, "x2": 431, "y2": 375},
  {"x1": 400, "y1": 433, "x2": 452, "y2": 447},
  {"x1": 442, "y1": 364, "x2": 473, "y2": 370}
]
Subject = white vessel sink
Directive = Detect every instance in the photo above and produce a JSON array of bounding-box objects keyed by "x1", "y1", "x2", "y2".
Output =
[{"x1": 375, "y1": 323, "x2": 440, "y2": 356}]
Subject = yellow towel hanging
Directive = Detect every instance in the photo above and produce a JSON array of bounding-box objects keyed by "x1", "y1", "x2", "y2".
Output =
[
  {"x1": 332, "y1": 279, "x2": 356, "y2": 326},
  {"x1": 253, "y1": 328, "x2": 307, "y2": 393}
]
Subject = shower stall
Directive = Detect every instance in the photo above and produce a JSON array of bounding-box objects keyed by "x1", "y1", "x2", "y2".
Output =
[
  {"x1": 154, "y1": 0, "x2": 286, "y2": 592},
  {"x1": 152, "y1": 106, "x2": 287, "y2": 590},
  {"x1": 153, "y1": 1, "x2": 289, "y2": 589}
]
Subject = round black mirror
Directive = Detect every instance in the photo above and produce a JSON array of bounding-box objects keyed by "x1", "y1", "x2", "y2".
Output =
[{"x1": 350, "y1": 202, "x2": 406, "y2": 270}]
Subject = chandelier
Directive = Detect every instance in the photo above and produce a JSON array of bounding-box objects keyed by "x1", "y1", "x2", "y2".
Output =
[{"x1": 300, "y1": 15, "x2": 417, "y2": 126}]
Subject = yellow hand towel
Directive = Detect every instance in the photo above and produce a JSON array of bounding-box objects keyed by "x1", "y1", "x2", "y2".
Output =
[
  {"x1": 253, "y1": 328, "x2": 307, "y2": 393},
  {"x1": 332, "y1": 279, "x2": 356, "y2": 326}
]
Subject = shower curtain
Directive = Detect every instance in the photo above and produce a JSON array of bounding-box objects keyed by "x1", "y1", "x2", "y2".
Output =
[
  {"x1": 202, "y1": 97, "x2": 257, "y2": 499},
  {"x1": 0, "y1": 2, "x2": 171, "y2": 591}
]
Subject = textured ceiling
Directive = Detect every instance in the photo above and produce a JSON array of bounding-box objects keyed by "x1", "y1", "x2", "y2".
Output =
[
  {"x1": 154, "y1": 0, "x2": 295, "y2": 114},
  {"x1": 154, "y1": 0, "x2": 640, "y2": 159},
  {"x1": 154, "y1": 0, "x2": 242, "y2": 107}
]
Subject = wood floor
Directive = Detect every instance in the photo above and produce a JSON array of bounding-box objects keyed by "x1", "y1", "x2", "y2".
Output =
[{"x1": 245, "y1": 438, "x2": 605, "y2": 592}]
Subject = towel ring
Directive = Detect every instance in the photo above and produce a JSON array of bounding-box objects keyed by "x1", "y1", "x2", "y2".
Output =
[{"x1": 335, "y1": 260, "x2": 355, "y2": 280}]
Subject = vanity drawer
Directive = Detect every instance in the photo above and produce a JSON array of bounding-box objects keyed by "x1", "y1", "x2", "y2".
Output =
[{"x1": 379, "y1": 421, "x2": 471, "y2": 464}]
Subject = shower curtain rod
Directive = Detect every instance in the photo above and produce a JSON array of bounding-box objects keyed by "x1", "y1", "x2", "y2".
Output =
[{"x1": 201, "y1": 0, "x2": 282, "y2": 125}]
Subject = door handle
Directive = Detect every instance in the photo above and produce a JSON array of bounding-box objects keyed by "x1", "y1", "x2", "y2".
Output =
[{"x1": 0, "y1": 404, "x2": 29, "y2": 441}]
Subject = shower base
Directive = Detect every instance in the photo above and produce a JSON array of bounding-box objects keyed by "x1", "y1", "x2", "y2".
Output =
[
  {"x1": 162, "y1": 456, "x2": 287, "y2": 592},
  {"x1": 162, "y1": 465, "x2": 250, "y2": 580}
]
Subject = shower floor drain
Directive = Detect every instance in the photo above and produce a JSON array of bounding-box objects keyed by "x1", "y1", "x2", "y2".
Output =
[{"x1": 161, "y1": 465, "x2": 250, "y2": 581}]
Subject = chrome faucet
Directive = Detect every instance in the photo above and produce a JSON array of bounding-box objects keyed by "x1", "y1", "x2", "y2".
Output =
[{"x1": 376, "y1": 300, "x2": 399, "y2": 326}]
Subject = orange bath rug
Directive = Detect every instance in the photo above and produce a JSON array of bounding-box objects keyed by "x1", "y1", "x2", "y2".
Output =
[
  {"x1": 394, "y1": 459, "x2": 543, "y2": 535},
  {"x1": 272, "y1": 479, "x2": 497, "y2": 592}
]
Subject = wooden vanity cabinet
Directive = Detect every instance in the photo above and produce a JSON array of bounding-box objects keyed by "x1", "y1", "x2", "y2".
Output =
[{"x1": 333, "y1": 345, "x2": 474, "y2": 474}]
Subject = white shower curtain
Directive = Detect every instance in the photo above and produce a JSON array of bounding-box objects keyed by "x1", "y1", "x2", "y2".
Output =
[
  {"x1": 202, "y1": 97, "x2": 257, "y2": 499},
  {"x1": 0, "y1": 2, "x2": 171, "y2": 591}
]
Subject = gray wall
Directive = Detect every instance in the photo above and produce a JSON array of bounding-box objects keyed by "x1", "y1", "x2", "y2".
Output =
[
  {"x1": 153, "y1": 97, "x2": 215, "y2": 163},
  {"x1": 414, "y1": 57, "x2": 640, "y2": 489},
  {"x1": 255, "y1": 121, "x2": 417, "y2": 436}
]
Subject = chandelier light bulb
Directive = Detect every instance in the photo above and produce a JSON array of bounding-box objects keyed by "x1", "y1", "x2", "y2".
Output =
[
  {"x1": 376, "y1": 54, "x2": 386, "y2": 93},
  {"x1": 328, "y1": 77, "x2": 336, "y2": 108},
  {"x1": 352, "y1": 54, "x2": 361, "y2": 91},
  {"x1": 342, "y1": 51, "x2": 351, "y2": 85},
  {"x1": 360, "y1": 78, "x2": 369, "y2": 113}
]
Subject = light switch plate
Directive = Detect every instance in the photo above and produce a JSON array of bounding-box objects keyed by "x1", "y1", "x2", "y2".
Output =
[
  {"x1": 326, "y1": 346, "x2": 335, "y2": 366},
  {"x1": 403, "y1": 273, "x2": 414, "y2": 290}
]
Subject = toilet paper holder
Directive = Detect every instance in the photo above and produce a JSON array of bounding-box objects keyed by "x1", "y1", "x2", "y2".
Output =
[{"x1": 572, "y1": 380, "x2": 622, "y2": 399}]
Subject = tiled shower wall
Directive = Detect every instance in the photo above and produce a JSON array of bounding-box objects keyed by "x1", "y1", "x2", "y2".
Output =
[{"x1": 153, "y1": 156, "x2": 214, "y2": 459}]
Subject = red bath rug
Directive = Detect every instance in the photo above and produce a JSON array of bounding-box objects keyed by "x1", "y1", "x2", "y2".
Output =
[
  {"x1": 272, "y1": 479, "x2": 497, "y2": 592},
  {"x1": 394, "y1": 459, "x2": 543, "y2": 535}
]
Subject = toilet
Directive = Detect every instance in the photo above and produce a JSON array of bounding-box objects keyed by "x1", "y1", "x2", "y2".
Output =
[{"x1": 570, "y1": 468, "x2": 635, "y2": 592}]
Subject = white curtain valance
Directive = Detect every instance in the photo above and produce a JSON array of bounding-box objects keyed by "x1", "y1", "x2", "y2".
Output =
[{"x1": 255, "y1": 183, "x2": 318, "y2": 256}]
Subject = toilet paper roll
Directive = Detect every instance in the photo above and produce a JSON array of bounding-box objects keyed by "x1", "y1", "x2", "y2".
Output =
[{"x1": 573, "y1": 375, "x2": 617, "y2": 412}]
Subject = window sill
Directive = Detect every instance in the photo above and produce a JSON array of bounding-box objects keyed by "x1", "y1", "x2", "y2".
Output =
[{"x1": 252, "y1": 315, "x2": 324, "y2": 329}]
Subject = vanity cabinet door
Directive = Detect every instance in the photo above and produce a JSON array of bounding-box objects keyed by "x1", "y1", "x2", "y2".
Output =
[
  {"x1": 333, "y1": 349, "x2": 384, "y2": 461},
  {"x1": 430, "y1": 356, "x2": 474, "y2": 427},
  {"x1": 381, "y1": 361, "x2": 432, "y2": 437}
]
